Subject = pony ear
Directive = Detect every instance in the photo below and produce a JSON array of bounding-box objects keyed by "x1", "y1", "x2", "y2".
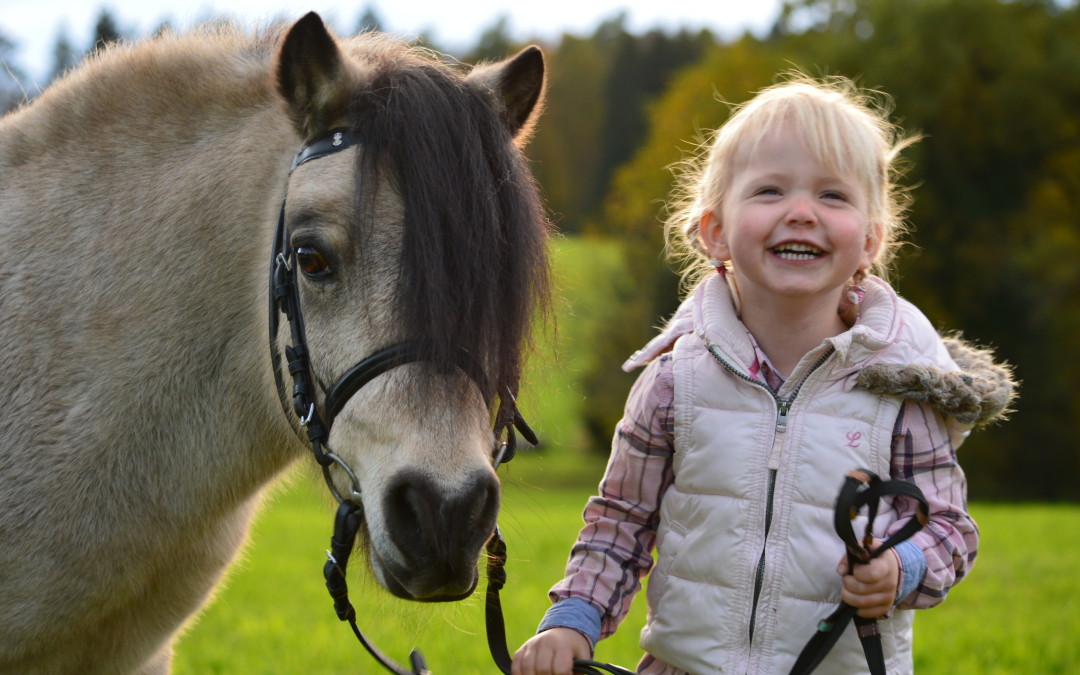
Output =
[
  {"x1": 466, "y1": 46, "x2": 546, "y2": 144},
  {"x1": 273, "y1": 12, "x2": 350, "y2": 140}
]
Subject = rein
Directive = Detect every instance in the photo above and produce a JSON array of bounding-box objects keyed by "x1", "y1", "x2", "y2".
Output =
[
  {"x1": 484, "y1": 528, "x2": 636, "y2": 675},
  {"x1": 272, "y1": 129, "x2": 627, "y2": 675},
  {"x1": 789, "y1": 469, "x2": 929, "y2": 675}
]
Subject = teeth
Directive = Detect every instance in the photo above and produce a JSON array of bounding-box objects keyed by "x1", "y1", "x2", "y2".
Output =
[{"x1": 773, "y1": 243, "x2": 823, "y2": 260}]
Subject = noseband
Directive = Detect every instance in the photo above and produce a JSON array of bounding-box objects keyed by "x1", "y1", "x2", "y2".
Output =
[{"x1": 269, "y1": 130, "x2": 627, "y2": 675}]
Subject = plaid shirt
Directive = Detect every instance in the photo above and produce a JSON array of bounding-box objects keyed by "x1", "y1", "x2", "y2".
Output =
[{"x1": 546, "y1": 340, "x2": 979, "y2": 649}]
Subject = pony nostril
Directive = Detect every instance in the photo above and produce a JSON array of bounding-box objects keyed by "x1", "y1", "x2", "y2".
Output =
[
  {"x1": 385, "y1": 479, "x2": 438, "y2": 563},
  {"x1": 466, "y1": 476, "x2": 500, "y2": 542},
  {"x1": 382, "y1": 469, "x2": 500, "y2": 573}
]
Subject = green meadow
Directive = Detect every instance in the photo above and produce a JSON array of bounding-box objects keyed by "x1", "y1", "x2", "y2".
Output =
[
  {"x1": 174, "y1": 239, "x2": 1079, "y2": 672},
  {"x1": 173, "y1": 474, "x2": 1080, "y2": 673}
]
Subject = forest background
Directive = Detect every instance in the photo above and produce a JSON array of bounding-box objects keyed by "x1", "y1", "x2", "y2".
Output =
[{"x1": 2, "y1": 0, "x2": 1078, "y2": 500}]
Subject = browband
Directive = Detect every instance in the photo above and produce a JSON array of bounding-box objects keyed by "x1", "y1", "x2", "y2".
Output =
[{"x1": 291, "y1": 128, "x2": 361, "y2": 172}]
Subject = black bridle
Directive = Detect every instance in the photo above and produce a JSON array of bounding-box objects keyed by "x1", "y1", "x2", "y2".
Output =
[
  {"x1": 269, "y1": 128, "x2": 527, "y2": 479},
  {"x1": 270, "y1": 129, "x2": 630, "y2": 675}
]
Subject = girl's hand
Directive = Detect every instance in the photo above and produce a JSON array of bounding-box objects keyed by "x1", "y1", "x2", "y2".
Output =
[
  {"x1": 838, "y1": 539, "x2": 901, "y2": 618},
  {"x1": 512, "y1": 627, "x2": 592, "y2": 675}
]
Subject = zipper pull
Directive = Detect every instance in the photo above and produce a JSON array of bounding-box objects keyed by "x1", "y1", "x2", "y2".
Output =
[
  {"x1": 768, "y1": 402, "x2": 790, "y2": 469},
  {"x1": 776, "y1": 400, "x2": 791, "y2": 433}
]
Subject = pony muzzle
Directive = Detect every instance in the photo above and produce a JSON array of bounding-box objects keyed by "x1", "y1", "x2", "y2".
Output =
[{"x1": 374, "y1": 468, "x2": 500, "y2": 601}]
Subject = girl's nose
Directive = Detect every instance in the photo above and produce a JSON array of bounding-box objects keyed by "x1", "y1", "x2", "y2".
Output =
[{"x1": 786, "y1": 193, "x2": 817, "y2": 226}]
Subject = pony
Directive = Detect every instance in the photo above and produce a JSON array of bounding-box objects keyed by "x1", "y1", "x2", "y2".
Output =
[{"x1": 0, "y1": 13, "x2": 548, "y2": 674}]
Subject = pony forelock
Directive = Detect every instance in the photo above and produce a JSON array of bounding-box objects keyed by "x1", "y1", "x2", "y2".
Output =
[{"x1": 346, "y1": 52, "x2": 549, "y2": 407}]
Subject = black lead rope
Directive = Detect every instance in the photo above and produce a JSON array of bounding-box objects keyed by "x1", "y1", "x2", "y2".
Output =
[
  {"x1": 482, "y1": 415, "x2": 634, "y2": 675},
  {"x1": 484, "y1": 528, "x2": 636, "y2": 675},
  {"x1": 789, "y1": 469, "x2": 929, "y2": 675}
]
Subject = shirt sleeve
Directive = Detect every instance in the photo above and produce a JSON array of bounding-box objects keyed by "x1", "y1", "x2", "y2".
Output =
[
  {"x1": 544, "y1": 354, "x2": 675, "y2": 639},
  {"x1": 889, "y1": 399, "x2": 979, "y2": 609},
  {"x1": 892, "y1": 539, "x2": 926, "y2": 604},
  {"x1": 537, "y1": 596, "x2": 604, "y2": 648}
]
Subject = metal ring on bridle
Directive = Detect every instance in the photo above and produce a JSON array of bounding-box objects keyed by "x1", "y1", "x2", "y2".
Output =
[{"x1": 321, "y1": 451, "x2": 363, "y2": 504}]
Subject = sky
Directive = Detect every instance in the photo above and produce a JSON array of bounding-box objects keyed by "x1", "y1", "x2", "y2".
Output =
[{"x1": 1, "y1": 1, "x2": 786, "y2": 88}]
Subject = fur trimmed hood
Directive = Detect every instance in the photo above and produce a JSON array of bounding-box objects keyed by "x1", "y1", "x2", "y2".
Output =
[{"x1": 856, "y1": 336, "x2": 1017, "y2": 428}]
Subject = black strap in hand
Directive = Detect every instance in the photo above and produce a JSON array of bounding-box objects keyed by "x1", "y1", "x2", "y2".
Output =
[
  {"x1": 484, "y1": 531, "x2": 636, "y2": 675},
  {"x1": 789, "y1": 470, "x2": 929, "y2": 675}
]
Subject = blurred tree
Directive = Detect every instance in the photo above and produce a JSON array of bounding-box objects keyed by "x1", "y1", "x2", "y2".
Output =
[
  {"x1": 0, "y1": 32, "x2": 26, "y2": 113},
  {"x1": 591, "y1": 24, "x2": 715, "y2": 223},
  {"x1": 527, "y1": 34, "x2": 609, "y2": 231},
  {"x1": 528, "y1": 15, "x2": 715, "y2": 234},
  {"x1": 91, "y1": 9, "x2": 123, "y2": 53},
  {"x1": 577, "y1": 0, "x2": 1080, "y2": 499},
  {"x1": 48, "y1": 27, "x2": 79, "y2": 83},
  {"x1": 355, "y1": 6, "x2": 384, "y2": 34},
  {"x1": 467, "y1": 16, "x2": 515, "y2": 62}
]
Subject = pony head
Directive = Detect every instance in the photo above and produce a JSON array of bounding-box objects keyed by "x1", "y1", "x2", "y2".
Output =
[{"x1": 272, "y1": 14, "x2": 548, "y2": 601}]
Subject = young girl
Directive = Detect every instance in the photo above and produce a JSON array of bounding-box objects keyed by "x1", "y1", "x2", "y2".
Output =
[{"x1": 512, "y1": 76, "x2": 1014, "y2": 674}]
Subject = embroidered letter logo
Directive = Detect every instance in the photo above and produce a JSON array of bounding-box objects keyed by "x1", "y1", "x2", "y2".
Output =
[{"x1": 845, "y1": 430, "x2": 862, "y2": 448}]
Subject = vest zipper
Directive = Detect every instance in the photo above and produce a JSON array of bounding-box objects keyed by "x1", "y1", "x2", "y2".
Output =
[
  {"x1": 748, "y1": 468, "x2": 777, "y2": 643},
  {"x1": 704, "y1": 342, "x2": 834, "y2": 645}
]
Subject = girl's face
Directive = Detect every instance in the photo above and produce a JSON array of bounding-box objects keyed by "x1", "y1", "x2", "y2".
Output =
[{"x1": 701, "y1": 121, "x2": 879, "y2": 313}]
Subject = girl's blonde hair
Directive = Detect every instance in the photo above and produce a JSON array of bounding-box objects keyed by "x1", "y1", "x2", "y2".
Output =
[{"x1": 665, "y1": 73, "x2": 918, "y2": 292}]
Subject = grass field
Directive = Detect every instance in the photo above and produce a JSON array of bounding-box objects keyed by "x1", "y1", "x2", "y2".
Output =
[{"x1": 173, "y1": 461, "x2": 1080, "y2": 674}]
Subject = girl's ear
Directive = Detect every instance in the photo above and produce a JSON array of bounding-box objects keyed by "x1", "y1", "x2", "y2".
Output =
[
  {"x1": 860, "y1": 221, "x2": 884, "y2": 272},
  {"x1": 699, "y1": 210, "x2": 730, "y2": 261}
]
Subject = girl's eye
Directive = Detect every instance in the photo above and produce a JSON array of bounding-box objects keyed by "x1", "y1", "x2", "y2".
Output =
[
  {"x1": 295, "y1": 246, "x2": 331, "y2": 278},
  {"x1": 822, "y1": 191, "x2": 847, "y2": 201}
]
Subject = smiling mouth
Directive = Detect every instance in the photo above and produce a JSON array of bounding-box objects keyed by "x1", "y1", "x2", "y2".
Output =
[{"x1": 772, "y1": 243, "x2": 825, "y2": 261}]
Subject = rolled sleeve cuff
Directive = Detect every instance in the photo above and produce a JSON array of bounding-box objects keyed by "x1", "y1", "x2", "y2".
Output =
[
  {"x1": 537, "y1": 597, "x2": 603, "y2": 648},
  {"x1": 894, "y1": 539, "x2": 927, "y2": 604}
]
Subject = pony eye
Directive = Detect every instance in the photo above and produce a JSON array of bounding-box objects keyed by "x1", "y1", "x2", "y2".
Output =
[{"x1": 295, "y1": 246, "x2": 331, "y2": 278}]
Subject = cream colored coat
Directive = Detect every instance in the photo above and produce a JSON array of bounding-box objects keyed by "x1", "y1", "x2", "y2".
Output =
[{"x1": 638, "y1": 274, "x2": 964, "y2": 674}]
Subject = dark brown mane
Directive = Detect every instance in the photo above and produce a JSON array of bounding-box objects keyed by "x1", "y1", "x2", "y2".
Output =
[{"x1": 347, "y1": 51, "x2": 550, "y2": 410}]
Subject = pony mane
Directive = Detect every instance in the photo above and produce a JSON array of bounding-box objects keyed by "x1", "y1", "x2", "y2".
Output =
[{"x1": 344, "y1": 37, "x2": 550, "y2": 410}]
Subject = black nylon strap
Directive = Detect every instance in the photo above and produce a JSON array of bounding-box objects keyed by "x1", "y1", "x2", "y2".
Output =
[
  {"x1": 484, "y1": 531, "x2": 636, "y2": 675},
  {"x1": 856, "y1": 616, "x2": 886, "y2": 674},
  {"x1": 789, "y1": 470, "x2": 929, "y2": 675},
  {"x1": 270, "y1": 129, "x2": 362, "y2": 463}
]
